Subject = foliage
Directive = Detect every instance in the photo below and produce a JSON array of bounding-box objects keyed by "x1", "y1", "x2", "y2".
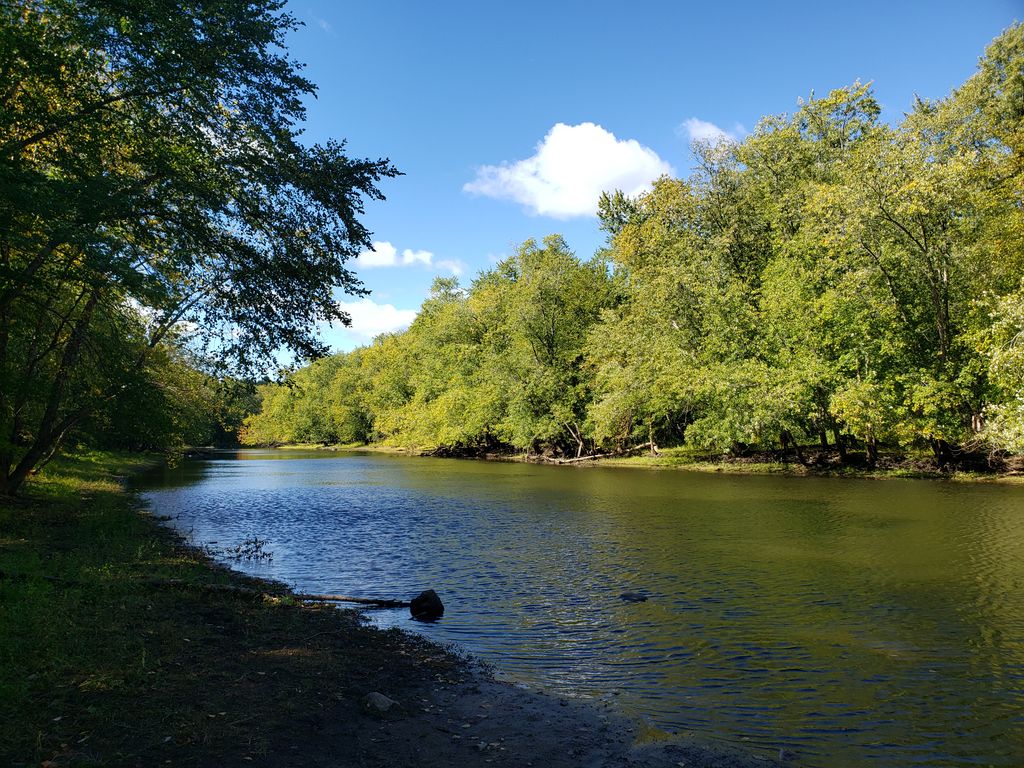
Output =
[
  {"x1": 0, "y1": 1, "x2": 396, "y2": 493},
  {"x1": 245, "y1": 25, "x2": 1024, "y2": 467}
]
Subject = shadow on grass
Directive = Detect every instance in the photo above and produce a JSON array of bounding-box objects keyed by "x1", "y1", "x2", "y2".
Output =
[{"x1": 0, "y1": 452, "x2": 463, "y2": 767}]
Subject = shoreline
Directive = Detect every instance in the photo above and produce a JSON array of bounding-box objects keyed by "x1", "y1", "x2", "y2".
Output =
[
  {"x1": 266, "y1": 441, "x2": 1024, "y2": 484},
  {"x1": 1, "y1": 451, "x2": 781, "y2": 767}
]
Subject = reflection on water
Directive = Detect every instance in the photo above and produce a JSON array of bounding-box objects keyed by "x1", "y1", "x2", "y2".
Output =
[{"x1": 137, "y1": 450, "x2": 1024, "y2": 767}]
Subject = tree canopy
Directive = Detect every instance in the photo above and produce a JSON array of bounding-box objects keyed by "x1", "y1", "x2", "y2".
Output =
[
  {"x1": 243, "y1": 24, "x2": 1024, "y2": 470},
  {"x1": 0, "y1": 1, "x2": 398, "y2": 493}
]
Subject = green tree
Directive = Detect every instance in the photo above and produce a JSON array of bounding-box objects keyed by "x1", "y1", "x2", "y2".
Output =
[
  {"x1": 239, "y1": 380, "x2": 299, "y2": 446},
  {"x1": 89, "y1": 344, "x2": 219, "y2": 452},
  {"x1": 0, "y1": 1, "x2": 397, "y2": 493},
  {"x1": 326, "y1": 350, "x2": 374, "y2": 445},
  {"x1": 816, "y1": 27, "x2": 1024, "y2": 461},
  {"x1": 484, "y1": 237, "x2": 614, "y2": 456},
  {"x1": 981, "y1": 283, "x2": 1024, "y2": 453},
  {"x1": 238, "y1": 25, "x2": 1024, "y2": 470}
]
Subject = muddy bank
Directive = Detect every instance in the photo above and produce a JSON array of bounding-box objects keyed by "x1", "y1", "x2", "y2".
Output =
[
  {"x1": 119, "y1": 556, "x2": 786, "y2": 767},
  {"x1": 326, "y1": 659, "x2": 785, "y2": 768}
]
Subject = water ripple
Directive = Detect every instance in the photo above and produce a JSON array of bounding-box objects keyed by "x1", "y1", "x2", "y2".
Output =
[{"x1": 138, "y1": 450, "x2": 1024, "y2": 768}]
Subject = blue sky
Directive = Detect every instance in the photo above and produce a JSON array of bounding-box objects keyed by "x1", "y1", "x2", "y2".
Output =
[{"x1": 283, "y1": 0, "x2": 1021, "y2": 352}]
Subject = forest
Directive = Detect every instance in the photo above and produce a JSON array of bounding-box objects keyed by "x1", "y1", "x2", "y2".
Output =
[{"x1": 241, "y1": 25, "x2": 1024, "y2": 468}]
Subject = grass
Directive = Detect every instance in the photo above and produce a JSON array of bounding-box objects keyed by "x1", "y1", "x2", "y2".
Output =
[{"x1": 0, "y1": 451, "x2": 462, "y2": 767}]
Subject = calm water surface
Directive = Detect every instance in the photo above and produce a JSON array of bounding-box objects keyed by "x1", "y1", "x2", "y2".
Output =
[{"x1": 137, "y1": 450, "x2": 1024, "y2": 767}]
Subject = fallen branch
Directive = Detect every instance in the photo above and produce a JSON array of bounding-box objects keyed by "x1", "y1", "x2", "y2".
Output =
[
  {"x1": 144, "y1": 578, "x2": 409, "y2": 608},
  {"x1": 532, "y1": 441, "x2": 659, "y2": 465},
  {"x1": 293, "y1": 593, "x2": 410, "y2": 608}
]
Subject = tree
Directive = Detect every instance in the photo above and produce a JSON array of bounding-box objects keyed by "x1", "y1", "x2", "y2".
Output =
[
  {"x1": 484, "y1": 237, "x2": 614, "y2": 456},
  {"x1": 236, "y1": 25, "x2": 1024, "y2": 469},
  {"x1": 363, "y1": 277, "x2": 493, "y2": 450},
  {"x1": 0, "y1": 1, "x2": 398, "y2": 494},
  {"x1": 984, "y1": 283, "x2": 1024, "y2": 453},
  {"x1": 814, "y1": 26, "x2": 1024, "y2": 461}
]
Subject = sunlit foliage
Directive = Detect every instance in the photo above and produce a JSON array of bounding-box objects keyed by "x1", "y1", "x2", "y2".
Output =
[{"x1": 246, "y1": 25, "x2": 1024, "y2": 466}]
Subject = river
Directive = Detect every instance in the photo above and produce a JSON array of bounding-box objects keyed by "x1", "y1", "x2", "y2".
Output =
[{"x1": 136, "y1": 449, "x2": 1024, "y2": 767}]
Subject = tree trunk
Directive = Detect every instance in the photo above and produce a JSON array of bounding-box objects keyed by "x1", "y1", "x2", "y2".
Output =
[
  {"x1": 780, "y1": 430, "x2": 805, "y2": 465},
  {"x1": 930, "y1": 438, "x2": 954, "y2": 468},
  {"x1": 971, "y1": 411, "x2": 985, "y2": 434},
  {"x1": 832, "y1": 426, "x2": 847, "y2": 462},
  {"x1": 562, "y1": 421, "x2": 585, "y2": 458},
  {"x1": 866, "y1": 437, "x2": 878, "y2": 467},
  {"x1": 2, "y1": 287, "x2": 100, "y2": 496}
]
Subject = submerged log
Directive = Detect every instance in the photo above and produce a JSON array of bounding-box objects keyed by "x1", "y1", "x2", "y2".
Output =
[
  {"x1": 620, "y1": 592, "x2": 649, "y2": 603},
  {"x1": 294, "y1": 593, "x2": 410, "y2": 608}
]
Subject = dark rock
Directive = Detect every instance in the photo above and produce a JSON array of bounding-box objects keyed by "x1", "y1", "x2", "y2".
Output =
[
  {"x1": 410, "y1": 589, "x2": 444, "y2": 621},
  {"x1": 619, "y1": 592, "x2": 648, "y2": 603},
  {"x1": 361, "y1": 691, "x2": 399, "y2": 717}
]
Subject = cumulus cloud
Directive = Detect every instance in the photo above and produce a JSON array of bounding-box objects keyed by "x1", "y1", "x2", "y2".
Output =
[
  {"x1": 463, "y1": 122, "x2": 673, "y2": 219},
  {"x1": 435, "y1": 259, "x2": 465, "y2": 276},
  {"x1": 337, "y1": 298, "x2": 417, "y2": 340},
  {"x1": 356, "y1": 240, "x2": 399, "y2": 268},
  {"x1": 678, "y1": 118, "x2": 743, "y2": 146},
  {"x1": 401, "y1": 248, "x2": 433, "y2": 266},
  {"x1": 355, "y1": 241, "x2": 463, "y2": 276}
]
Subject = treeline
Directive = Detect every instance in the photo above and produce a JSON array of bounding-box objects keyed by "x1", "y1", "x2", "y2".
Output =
[
  {"x1": 10, "y1": 305, "x2": 257, "y2": 454},
  {"x1": 243, "y1": 27, "x2": 1024, "y2": 467},
  {"x1": 80, "y1": 350, "x2": 259, "y2": 454}
]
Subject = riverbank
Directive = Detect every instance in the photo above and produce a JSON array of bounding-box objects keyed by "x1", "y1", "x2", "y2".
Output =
[
  {"x1": 297, "y1": 441, "x2": 1024, "y2": 484},
  {"x1": 1, "y1": 451, "x2": 777, "y2": 767}
]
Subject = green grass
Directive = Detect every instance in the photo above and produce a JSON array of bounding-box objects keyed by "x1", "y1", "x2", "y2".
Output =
[
  {"x1": 0, "y1": 450, "x2": 462, "y2": 766},
  {"x1": 0, "y1": 451, "x2": 211, "y2": 763}
]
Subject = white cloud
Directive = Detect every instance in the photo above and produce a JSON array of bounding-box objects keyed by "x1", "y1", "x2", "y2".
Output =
[
  {"x1": 463, "y1": 122, "x2": 673, "y2": 219},
  {"x1": 401, "y1": 248, "x2": 433, "y2": 266},
  {"x1": 678, "y1": 118, "x2": 744, "y2": 146},
  {"x1": 435, "y1": 259, "x2": 465, "y2": 276},
  {"x1": 356, "y1": 242, "x2": 464, "y2": 277},
  {"x1": 311, "y1": 15, "x2": 339, "y2": 37},
  {"x1": 356, "y1": 240, "x2": 398, "y2": 268},
  {"x1": 337, "y1": 298, "x2": 417, "y2": 340}
]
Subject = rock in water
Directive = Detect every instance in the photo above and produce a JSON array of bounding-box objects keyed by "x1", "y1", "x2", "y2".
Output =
[
  {"x1": 362, "y1": 691, "x2": 399, "y2": 716},
  {"x1": 410, "y1": 589, "x2": 444, "y2": 621},
  {"x1": 620, "y1": 592, "x2": 648, "y2": 603}
]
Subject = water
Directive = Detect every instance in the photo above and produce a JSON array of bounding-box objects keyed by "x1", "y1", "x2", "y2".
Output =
[{"x1": 137, "y1": 449, "x2": 1024, "y2": 767}]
